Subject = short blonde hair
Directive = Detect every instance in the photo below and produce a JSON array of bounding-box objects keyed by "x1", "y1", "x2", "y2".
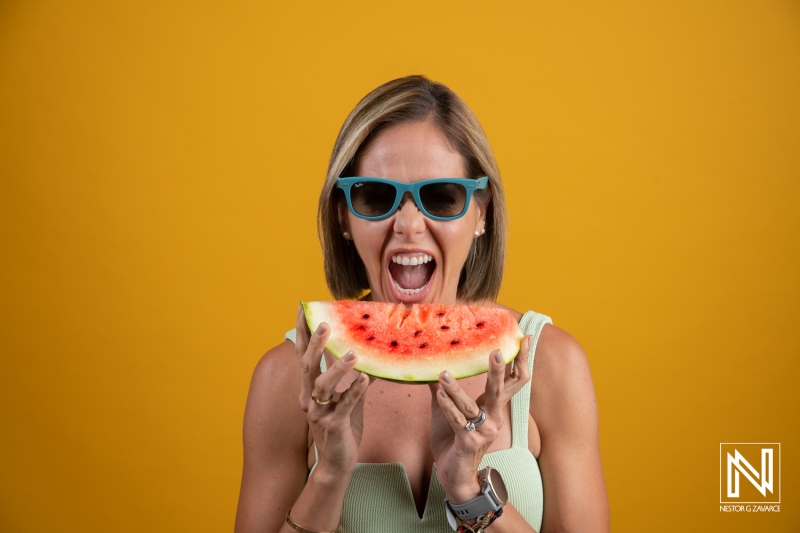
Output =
[{"x1": 318, "y1": 75, "x2": 508, "y2": 302}]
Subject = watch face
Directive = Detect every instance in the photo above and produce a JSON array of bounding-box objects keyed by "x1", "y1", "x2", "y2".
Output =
[{"x1": 488, "y1": 468, "x2": 508, "y2": 504}]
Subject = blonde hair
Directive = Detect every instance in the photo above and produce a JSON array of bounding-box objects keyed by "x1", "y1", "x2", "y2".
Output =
[{"x1": 318, "y1": 75, "x2": 508, "y2": 302}]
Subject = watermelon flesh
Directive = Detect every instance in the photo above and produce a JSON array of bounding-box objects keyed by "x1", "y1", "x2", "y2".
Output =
[{"x1": 302, "y1": 301, "x2": 524, "y2": 382}]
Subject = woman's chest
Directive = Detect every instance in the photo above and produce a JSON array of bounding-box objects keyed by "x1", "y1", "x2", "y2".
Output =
[{"x1": 306, "y1": 373, "x2": 523, "y2": 475}]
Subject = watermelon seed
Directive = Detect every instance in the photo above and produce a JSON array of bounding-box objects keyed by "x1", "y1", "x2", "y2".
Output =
[
  {"x1": 362, "y1": 314, "x2": 370, "y2": 319},
  {"x1": 476, "y1": 322, "x2": 486, "y2": 328},
  {"x1": 419, "y1": 343, "x2": 428, "y2": 348},
  {"x1": 414, "y1": 330, "x2": 422, "y2": 337},
  {"x1": 357, "y1": 325, "x2": 366, "y2": 330},
  {"x1": 367, "y1": 336, "x2": 375, "y2": 341},
  {"x1": 436, "y1": 312, "x2": 445, "y2": 317},
  {"x1": 390, "y1": 340, "x2": 398, "y2": 347},
  {"x1": 440, "y1": 325, "x2": 449, "y2": 330},
  {"x1": 450, "y1": 340, "x2": 460, "y2": 345}
]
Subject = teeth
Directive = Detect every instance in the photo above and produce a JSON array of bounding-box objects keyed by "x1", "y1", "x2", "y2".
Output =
[
  {"x1": 392, "y1": 278, "x2": 426, "y2": 295},
  {"x1": 388, "y1": 253, "x2": 435, "y2": 295},
  {"x1": 391, "y1": 253, "x2": 433, "y2": 265}
]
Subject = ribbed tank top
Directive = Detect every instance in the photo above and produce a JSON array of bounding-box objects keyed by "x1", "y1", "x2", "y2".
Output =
[{"x1": 284, "y1": 310, "x2": 551, "y2": 532}]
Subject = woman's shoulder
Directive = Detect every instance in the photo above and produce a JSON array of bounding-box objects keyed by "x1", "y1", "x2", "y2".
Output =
[
  {"x1": 244, "y1": 340, "x2": 307, "y2": 449},
  {"x1": 480, "y1": 300, "x2": 595, "y2": 413},
  {"x1": 528, "y1": 321, "x2": 598, "y2": 432},
  {"x1": 252, "y1": 339, "x2": 301, "y2": 387}
]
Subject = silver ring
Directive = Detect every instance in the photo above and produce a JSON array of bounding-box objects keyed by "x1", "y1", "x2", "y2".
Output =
[{"x1": 465, "y1": 409, "x2": 486, "y2": 431}]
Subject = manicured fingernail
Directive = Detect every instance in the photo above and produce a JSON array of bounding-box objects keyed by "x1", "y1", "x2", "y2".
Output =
[
  {"x1": 494, "y1": 350, "x2": 503, "y2": 364},
  {"x1": 315, "y1": 324, "x2": 325, "y2": 336},
  {"x1": 442, "y1": 371, "x2": 454, "y2": 384},
  {"x1": 343, "y1": 351, "x2": 355, "y2": 362}
]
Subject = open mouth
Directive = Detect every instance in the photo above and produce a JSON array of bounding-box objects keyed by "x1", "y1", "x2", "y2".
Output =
[{"x1": 388, "y1": 253, "x2": 436, "y2": 296}]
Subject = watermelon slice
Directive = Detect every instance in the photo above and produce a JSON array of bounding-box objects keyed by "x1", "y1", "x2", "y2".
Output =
[{"x1": 301, "y1": 301, "x2": 524, "y2": 382}]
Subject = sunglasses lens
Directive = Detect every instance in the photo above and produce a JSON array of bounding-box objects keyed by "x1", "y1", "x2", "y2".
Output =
[
  {"x1": 419, "y1": 182, "x2": 467, "y2": 218},
  {"x1": 350, "y1": 181, "x2": 398, "y2": 217}
]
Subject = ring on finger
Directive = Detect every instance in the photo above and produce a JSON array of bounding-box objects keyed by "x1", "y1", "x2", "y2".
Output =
[
  {"x1": 311, "y1": 390, "x2": 335, "y2": 405},
  {"x1": 465, "y1": 408, "x2": 486, "y2": 431}
]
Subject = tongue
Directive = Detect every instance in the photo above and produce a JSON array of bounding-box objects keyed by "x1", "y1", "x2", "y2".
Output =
[{"x1": 389, "y1": 262, "x2": 435, "y2": 290}]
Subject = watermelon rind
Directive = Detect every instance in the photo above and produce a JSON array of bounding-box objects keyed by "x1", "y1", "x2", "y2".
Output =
[{"x1": 301, "y1": 301, "x2": 524, "y2": 383}]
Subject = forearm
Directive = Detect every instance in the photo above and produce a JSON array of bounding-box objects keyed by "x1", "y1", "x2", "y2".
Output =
[
  {"x1": 485, "y1": 503, "x2": 537, "y2": 533},
  {"x1": 445, "y1": 483, "x2": 537, "y2": 533},
  {"x1": 279, "y1": 466, "x2": 352, "y2": 533}
]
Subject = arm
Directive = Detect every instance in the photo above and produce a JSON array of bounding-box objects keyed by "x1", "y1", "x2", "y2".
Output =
[
  {"x1": 430, "y1": 338, "x2": 542, "y2": 532},
  {"x1": 235, "y1": 341, "x2": 304, "y2": 532},
  {"x1": 532, "y1": 325, "x2": 610, "y2": 533},
  {"x1": 235, "y1": 311, "x2": 372, "y2": 533}
]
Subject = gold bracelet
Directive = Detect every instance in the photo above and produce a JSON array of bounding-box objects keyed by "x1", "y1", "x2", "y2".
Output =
[
  {"x1": 285, "y1": 510, "x2": 340, "y2": 533},
  {"x1": 456, "y1": 510, "x2": 499, "y2": 533}
]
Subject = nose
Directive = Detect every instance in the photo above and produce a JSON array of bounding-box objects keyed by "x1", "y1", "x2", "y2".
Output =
[{"x1": 393, "y1": 192, "x2": 426, "y2": 238}]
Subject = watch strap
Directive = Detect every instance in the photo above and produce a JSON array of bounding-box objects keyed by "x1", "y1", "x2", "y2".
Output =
[{"x1": 444, "y1": 468, "x2": 504, "y2": 528}]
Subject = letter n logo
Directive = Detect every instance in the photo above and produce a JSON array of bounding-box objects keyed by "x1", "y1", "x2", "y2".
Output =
[{"x1": 720, "y1": 443, "x2": 780, "y2": 504}]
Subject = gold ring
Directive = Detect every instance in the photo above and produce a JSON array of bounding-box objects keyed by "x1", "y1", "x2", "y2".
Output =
[{"x1": 312, "y1": 390, "x2": 334, "y2": 405}]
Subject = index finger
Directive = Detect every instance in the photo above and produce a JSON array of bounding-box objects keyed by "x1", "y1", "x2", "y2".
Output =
[
  {"x1": 297, "y1": 321, "x2": 330, "y2": 398},
  {"x1": 502, "y1": 335, "x2": 532, "y2": 402},
  {"x1": 295, "y1": 304, "x2": 312, "y2": 358}
]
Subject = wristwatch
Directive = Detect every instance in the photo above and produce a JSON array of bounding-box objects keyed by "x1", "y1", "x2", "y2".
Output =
[{"x1": 444, "y1": 467, "x2": 508, "y2": 530}]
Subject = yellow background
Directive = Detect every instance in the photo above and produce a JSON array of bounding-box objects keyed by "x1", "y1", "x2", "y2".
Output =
[{"x1": 1, "y1": 1, "x2": 798, "y2": 531}]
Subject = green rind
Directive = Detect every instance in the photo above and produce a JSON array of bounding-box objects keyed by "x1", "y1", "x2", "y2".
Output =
[{"x1": 301, "y1": 301, "x2": 523, "y2": 383}]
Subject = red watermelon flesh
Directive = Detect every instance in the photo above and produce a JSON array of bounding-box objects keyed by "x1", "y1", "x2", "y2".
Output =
[{"x1": 301, "y1": 301, "x2": 524, "y2": 382}]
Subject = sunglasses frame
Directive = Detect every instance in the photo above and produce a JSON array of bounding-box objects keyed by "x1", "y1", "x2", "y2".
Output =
[{"x1": 337, "y1": 176, "x2": 489, "y2": 221}]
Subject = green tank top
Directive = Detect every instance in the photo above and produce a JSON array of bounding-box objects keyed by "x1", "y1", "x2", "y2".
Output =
[{"x1": 284, "y1": 310, "x2": 550, "y2": 532}]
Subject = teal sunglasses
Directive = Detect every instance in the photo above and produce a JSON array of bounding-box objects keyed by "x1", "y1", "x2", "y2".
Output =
[{"x1": 337, "y1": 177, "x2": 488, "y2": 221}]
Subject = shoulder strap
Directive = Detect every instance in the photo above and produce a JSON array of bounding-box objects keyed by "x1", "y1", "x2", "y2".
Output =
[{"x1": 510, "y1": 311, "x2": 552, "y2": 449}]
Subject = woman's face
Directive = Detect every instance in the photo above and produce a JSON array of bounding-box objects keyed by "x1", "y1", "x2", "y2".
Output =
[{"x1": 340, "y1": 120, "x2": 486, "y2": 306}]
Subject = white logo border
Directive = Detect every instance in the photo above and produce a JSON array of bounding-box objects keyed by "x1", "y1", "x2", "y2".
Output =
[{"x1": 719, "y1": 442, "x2": 781, "y2": 504}]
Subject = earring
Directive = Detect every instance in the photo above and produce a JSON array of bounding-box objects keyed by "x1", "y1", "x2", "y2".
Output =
[
  {"x1": 474, "y1": 230, "x2": 480, "y2": 237},
  {"x1": 480, "y1": 228, "x2": 486, "y2": 235},
  {"x1": 343, "y1": 231, "x2": 351, "y2": 239}
]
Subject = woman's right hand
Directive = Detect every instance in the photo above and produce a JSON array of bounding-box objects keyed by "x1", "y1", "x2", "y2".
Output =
[{"x1": 295, "y1": 305, "x2": 373, "y2": 479}]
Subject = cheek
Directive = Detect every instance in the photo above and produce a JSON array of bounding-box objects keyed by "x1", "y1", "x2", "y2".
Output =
[
  {"x1": 350, "y1": 219, "x2": 389, "y2": 264},
  {"x1": 437, "y1": 226, "x2": 476, "y2": 264}
]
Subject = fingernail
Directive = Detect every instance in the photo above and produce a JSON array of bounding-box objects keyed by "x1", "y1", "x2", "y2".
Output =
[
  {"x1": 442, "y1": 371, "x2": 454, "y2": 384},
  {"x1": 343, "y1": 351, "x2": 355, "y2": 362},
  {"x1": 315, "y1": 324, "x2": 325, "y2": 336},
  {"x1": 494, "y1": 350, "x2": 503, "y2": 364}
]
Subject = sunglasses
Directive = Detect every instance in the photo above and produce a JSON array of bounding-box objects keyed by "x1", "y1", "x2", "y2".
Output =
[{"x1": 337, "y1": 176, "x2": 488, "y2": 221}]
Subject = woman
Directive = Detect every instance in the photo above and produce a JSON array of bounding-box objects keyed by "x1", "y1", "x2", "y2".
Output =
[{"x1": 235, "y1": 76, "x2": 609, "y2": 533}]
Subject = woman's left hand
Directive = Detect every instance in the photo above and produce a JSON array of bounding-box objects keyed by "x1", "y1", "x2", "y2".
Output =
[{"x1": 428, "y1": 336, "x2": 532, "y2": 503}]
